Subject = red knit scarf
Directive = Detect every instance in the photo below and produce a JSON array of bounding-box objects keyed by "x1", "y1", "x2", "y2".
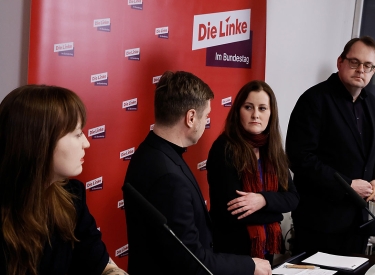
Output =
[{"x1": 242, "y1": 132, "x2": 282, "y2": 258}]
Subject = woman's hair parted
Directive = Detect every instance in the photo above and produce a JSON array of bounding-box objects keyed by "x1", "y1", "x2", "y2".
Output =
[
  {"x1": 0, "y1": 84, "x2": 87, "y2": 275},
  {"x1": 224, "y1": 80, "x2": 289, "y2": 190}
]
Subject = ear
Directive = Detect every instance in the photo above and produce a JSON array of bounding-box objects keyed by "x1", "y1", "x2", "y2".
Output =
[
  {"x1": 185, "y1": 109, "x2": 196, "y2": 128},
  {"x1": 337, "y1": 56, "x2": 343, "y2": 70}
]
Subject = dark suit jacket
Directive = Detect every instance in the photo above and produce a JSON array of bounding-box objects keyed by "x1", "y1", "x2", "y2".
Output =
[
  {"x1": 286, "y1": 73, "x2": 375, "y2": 234},
  {"x1": 207, "y1": 134, "x2": 299, "y2": 255},
  {"x1": 123, "y1": 131, "x2": 254, "y2": 275}
]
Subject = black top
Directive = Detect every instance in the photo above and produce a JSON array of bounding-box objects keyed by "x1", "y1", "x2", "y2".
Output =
[
  {"x1": 286, "y1": 72, "x2": 375, "y2": 234},
  {"x1": 123, "y1": 131, "x2": 255, "y2": 275},
  {"x1": 0, "y1": 179, "x2": 109, "y2": 275},
  {"x1": 206, "y1": 134, "x2": 299, "y2": 255}
]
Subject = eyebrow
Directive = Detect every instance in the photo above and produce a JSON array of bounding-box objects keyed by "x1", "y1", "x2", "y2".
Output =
[{"x1": 347, "y1": 57, "x2": 375, "y2": 64}]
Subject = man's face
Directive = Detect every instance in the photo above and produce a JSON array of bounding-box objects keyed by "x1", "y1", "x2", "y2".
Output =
[{"x1": 337, "y1": 41, "x2": 375, "y2": 96}]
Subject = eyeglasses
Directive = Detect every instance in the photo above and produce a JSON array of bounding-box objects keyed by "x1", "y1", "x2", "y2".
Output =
[{"x1": 344, "y1": 57, "x2": 375, "y2": 73}]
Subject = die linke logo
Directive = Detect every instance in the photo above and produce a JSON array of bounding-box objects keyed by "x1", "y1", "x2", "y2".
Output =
[
  {"x1": 86, "y1": 176, "x2": 103, "y2": 191},
  {"x1": 193, "y1": 10, "x2": 252, "y2": 69},
  {"x1": 91, "y1": 72, "x2": 108, "y2": 86},
  {"x1": 118, "y1": 199, "x2": 124, "y2": 210},
  {"x1": 54, "y1": 42, "x2": 74, "y2": 56},
  {"x1": 116, "y1": 244, "x2": 129, "y2": 258},
  {"x1": 152, "y1": 75, "x2": 161, "y2": 84},
  {"x1": 192, "y1": 9, "x2": 250, "y2": 50},
  {"x1": 155, "y1": 26, "x2": 169, "y2": 39},
  {"x1": 197, "y1": 160, "x2": 207, "y2": 171},
  {"x1": 205, "y1": 117, "x2": 210, "y2": 129},
  {"x1": 128, "y1": 0, "x2": 143, "y2": 10},
  {"x1": 125, "y1": 48, "x2": 140, "y2": 61},
  {"x1": 94, "y1": 18, "x2": 111, "y2": 32},
  {"x1": 88, "y1": 125, "x2": 105, "y2": 139},
  {"x1": 120, "y1": 147, "x2": 135, "y2": 160},
  {"x1": 222, "y1": 96, "x2": 232, "y2": 107},
  {"x1": 122, "y1": 98, "x2": 138, "y2": 111}
]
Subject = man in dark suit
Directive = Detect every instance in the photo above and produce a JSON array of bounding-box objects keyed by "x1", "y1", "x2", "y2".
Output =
[
  {"x1": 286, "y1": 36, "x2": 375, "y2": 255},
  {"x1": 123, "y1": 71, "x2": 271, "y2": 275}
]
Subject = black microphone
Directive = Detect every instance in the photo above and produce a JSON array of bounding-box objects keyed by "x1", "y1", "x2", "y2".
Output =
[
  {"x1": 334, "y1": 172, "x2": 375, "y2": 228},
  {"x1": 123, "y1": 182, "x2": 214, "y2": 275}
]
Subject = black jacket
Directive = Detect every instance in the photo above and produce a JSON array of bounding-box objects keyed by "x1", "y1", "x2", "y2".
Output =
[
  {"x1": 286, "y1": 73, "x2": 375, "y2": 233},
  {"x1": 207, "y1": 134, "x2": 299, "y2": 255},
  {"x1": 123, "y1": 131, "x2": 254, "y2": 275}
]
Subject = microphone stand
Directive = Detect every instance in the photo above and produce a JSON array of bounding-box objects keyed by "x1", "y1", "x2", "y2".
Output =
[
  {"x1": 334, "y1": 173, "x2": 375, "y2": 228},
  {"x1": 360, "y1": 208, "x2": 375, "y2": 229},
  {"x1": 163, "y1": 224, "x2": 214, "y2": 275}
]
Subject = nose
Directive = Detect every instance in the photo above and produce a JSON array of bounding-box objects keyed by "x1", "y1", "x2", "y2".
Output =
[
  {"x1": 356, "y1": 63, "x2": 365, "y2": 73},
  {"x1": 83, "y1": 134, "x2": 90, "y2": 149},
  {"x1": 251, "y1": 109, "x2": 259, "y2": 119}
]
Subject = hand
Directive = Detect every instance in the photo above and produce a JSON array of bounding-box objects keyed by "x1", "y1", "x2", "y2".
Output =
[
  {"x1": 351, "y1": 179, "x2": 373, "y2": 198},
  {"x1": 102, "y1": 267, "x2": 128, "y2": 275},
  {"x1": 253, "y1": 258, "x2": 272, "y2": 275},
  {"x1": 227, "y1": 190, "x2": 266, "y2": 219},
  {"x1": 102, "y1": 258, "x2": 128, "y2": 275},
  {"x1": 367, "y1": 180, "x2": 375, "y2": 202}
]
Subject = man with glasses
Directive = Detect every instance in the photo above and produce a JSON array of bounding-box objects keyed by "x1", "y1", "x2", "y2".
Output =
[{"x1": 286, "y1": 36, "x2": 375, "y2": 255}]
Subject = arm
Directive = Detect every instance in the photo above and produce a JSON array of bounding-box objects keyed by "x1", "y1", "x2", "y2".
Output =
[
  {"x1": 67, "y1": 180, "x2": 110, "y2": 275},
  {"x1": 286, "y1": 89, "x2": 350, "y2": 197},
  {"x1": 207, "y1": 136, "x2": 284, "y2": 225},
  {"x1": 149, "y1": 173, "x2": 256, "y2": 275},
  {"x1": 227, "y1": 172, "x2": 300, "y2": 219}
]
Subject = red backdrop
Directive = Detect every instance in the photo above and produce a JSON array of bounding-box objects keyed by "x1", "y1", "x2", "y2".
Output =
[{"x1": 28, "y1": 0, "x2": 266, "y2": 270}]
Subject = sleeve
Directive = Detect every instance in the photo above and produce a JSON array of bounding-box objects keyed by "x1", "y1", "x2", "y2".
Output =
[
  {"x1": 285, "y1": 89, "x2": 346, "y2": 194},
  {"x1": 207, "y1": 136, "x2": 286, "y2": 226},
  {"x1": 67, "y1": 180, "x2": 109, "y2": 275},
  {"x1": 149, "y1": 173, "x2": 255, "y2": 275},
  {"x1": 260, "y1": 171, "x2": 300, "y2": 213}
]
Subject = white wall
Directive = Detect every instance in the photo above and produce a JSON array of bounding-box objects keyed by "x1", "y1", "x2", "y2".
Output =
[
  {"x1": 265, "y1": 0, "x2": 356, "y2": 250},
  {"x1": 0, "y1": 0, "x2": 30, "y2": 101}
]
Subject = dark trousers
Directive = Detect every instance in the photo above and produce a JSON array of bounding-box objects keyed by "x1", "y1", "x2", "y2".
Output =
[{"x1": 292, "y1": 224, "x2": 368, "y2": 256}]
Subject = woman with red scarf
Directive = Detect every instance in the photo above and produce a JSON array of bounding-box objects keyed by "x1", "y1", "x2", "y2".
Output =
[{"x1": 207, "y1": 80, "x2": 299, "y2": 265}]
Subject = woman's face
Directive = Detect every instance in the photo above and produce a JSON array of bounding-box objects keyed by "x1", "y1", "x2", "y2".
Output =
[
  {"x1": 239, "y1": 90, "x2": 271, "y2": 135},
  {"x1": 52, "y1": 121, "x2": 90, "y2": 183}
]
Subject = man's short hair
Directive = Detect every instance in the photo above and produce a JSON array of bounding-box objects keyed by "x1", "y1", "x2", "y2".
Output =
[
  {"x1": 154, "y1": 71, "x2": 214, "y2": 126},
  {"x1": 340, "y1": 35, "x2": 375, "y2": 59}
]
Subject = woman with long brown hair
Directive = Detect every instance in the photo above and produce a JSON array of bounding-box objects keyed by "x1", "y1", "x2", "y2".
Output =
[
  {"x1": 207, "y1": 80, "x2": 299, "y2": 264},
  {"x1": 0, "y1": 85, "x2": 127, "y2": 275}
]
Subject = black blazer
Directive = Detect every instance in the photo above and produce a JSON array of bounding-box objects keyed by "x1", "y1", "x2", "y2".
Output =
[
  {"x1": 123, "y1": 131, "x2": 254, "y2": 275},
  {"x1": 207, "y1": 134, "x2": 299, "y2": 255},
  {"x1": 286, "y1": 73, "x2": 375, "y2": 233}
]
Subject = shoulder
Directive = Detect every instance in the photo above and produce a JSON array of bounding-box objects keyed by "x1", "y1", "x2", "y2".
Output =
[
  {"x1": 207, "y1": 134, "x2": 233, "y2": 167},
  {"x1": 209, "y1": 134, "x2": 228, "y2": 152},
  {"x1": 292, "y1": 76, "x2": 336, "y2": 115},
  {"x1": 64, "y1": 179, "x2": 85, "y2": 195},
  {"x1": 63, "y1": 179, "x2": 86, "y2": 212}
]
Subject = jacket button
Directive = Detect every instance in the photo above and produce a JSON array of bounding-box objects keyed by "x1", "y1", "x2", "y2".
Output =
[{"x1": 210, "y1": 242, "x2": 214, "y2": 248}]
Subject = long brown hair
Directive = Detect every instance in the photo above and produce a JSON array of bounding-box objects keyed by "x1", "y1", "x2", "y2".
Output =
[
  {"x1": 0, "y1": 85, "x2": 87, "y2": 275},
  {"x1": 224, "y1": 80, "x2": 289, "y2": 190}
]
